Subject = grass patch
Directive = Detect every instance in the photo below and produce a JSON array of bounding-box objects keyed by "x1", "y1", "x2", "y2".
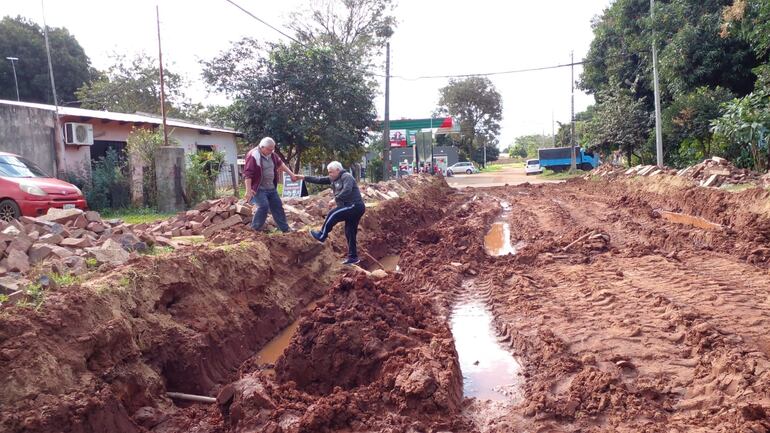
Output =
[
  {"x1": 540, "y1": 169, "x2": 587, "y2": 180},
  {"x1": 480, "y1": 164, "x2": 505, "y2": 173},
  {"x1": 100, "y1": 207, "x2": 176, "y2": 225},
  {"x1": 720, "y1": 183, "x2": 759, "y2": 193},
  {"x1": 145, "y1": 245, "x2": 175, "y2": 256}
]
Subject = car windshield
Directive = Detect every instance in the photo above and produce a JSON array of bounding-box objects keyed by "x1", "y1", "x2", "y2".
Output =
[
  {"x1": 529, "y1": 160, "x2": 539, "y2": 165},
  {"x1": 0, "y1": 155, "x2": 48, "y2": 178}
]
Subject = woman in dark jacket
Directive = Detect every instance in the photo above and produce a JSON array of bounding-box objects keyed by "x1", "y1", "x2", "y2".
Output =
[{"x1": 297, "y1": 161, "x2": 366, "y2": 265}]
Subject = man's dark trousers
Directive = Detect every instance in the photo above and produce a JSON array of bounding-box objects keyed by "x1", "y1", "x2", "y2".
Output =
[{"x1": 318, "y1": 202, "x2": 366, "y2": 259}]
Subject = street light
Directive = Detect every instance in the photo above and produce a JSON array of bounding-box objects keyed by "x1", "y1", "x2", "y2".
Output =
[{"x1": 5, "y1": 57, "x2": 19, "y2": 101}]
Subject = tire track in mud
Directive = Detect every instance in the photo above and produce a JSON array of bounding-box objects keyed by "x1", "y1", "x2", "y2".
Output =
[{"x1": 461, "y1": 181, "x2": 770, "y2": 432}]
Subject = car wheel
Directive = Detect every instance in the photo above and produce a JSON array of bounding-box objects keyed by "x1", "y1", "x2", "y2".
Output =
[
  {"x1": 466, "y1": 169, "x2": 472, "y2": 174},
  {"x1": 0, "y1": 199, "x2": 21, "y2": 222}
]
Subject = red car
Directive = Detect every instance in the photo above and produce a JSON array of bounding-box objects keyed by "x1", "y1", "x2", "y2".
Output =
[{"x1": 0, "y1": 152, "x2": 87, "y2": 221}]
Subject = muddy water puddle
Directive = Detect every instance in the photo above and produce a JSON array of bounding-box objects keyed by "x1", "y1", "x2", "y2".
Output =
[
  {"x1": 450, "y1": 300, "x2": 523, "y2": 403},
  {"x1": 484, "y1": 222, "x2": 526, "y2": 256},
  {"x1": 255, "y1": 302, "x2": 318, "y2": 365},
  {"x1": 369, "y1": 254, "x2": 400, "y2": 272}
]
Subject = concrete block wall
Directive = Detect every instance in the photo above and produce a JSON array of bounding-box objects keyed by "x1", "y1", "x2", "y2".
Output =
[{"x1": 0, "y1": 105, "x2": 57, "y2": 175}]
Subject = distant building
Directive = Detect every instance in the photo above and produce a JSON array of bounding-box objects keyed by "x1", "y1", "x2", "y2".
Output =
[{"x1": 0, "y1": 99, "x2": 241, "y2": 181}]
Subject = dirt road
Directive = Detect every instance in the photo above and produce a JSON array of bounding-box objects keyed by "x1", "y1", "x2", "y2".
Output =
[
  {"x1": 447, "y1": 164, "x2": 562, "y2": 188},
  {"x1": 3, "y1": 175, "x2": 770, "y2": 432}
]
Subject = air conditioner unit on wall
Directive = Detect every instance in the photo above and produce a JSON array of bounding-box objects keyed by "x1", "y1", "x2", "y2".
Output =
[{"x1": 64, "y1": 122, "x2": 94, "y2": 146}]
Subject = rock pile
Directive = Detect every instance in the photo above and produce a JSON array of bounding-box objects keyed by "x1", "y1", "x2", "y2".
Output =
[
  {"x1": 0, "y1": 208, "x2": 154, "y2": 293},
  {"x1": 587, "y1": 157, "x2": 761, "y2": 188},
  {"x1": 0, "y1": 174, "x2": 437, "y2": 295},
  {"x1": 677, "y1": 156, "x2": 759, "y2": 187}
]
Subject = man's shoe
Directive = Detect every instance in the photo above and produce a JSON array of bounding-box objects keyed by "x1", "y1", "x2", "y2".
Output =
[
  {"x1": 310, "y1": 230, "x2": 324, "y2": 242},
  {"x1": 341, "y1": 257, "x2": 361, "y2": 266}
]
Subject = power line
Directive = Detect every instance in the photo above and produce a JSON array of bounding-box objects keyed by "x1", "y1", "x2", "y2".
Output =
[
  {"x1": 223, "y1": 0, "x2": 388, "y2": 78},
  {"x1": 388, "y1": 61, "x2": 587, "y2": 81},
  {"x1": 223, "y1": 0, "x2": 600, "y2": 83}
]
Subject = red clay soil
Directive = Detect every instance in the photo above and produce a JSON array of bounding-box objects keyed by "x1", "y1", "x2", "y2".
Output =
[
  {"x1": 0, "y1": 235, "x2": 339, "y2": 433},
  {"x1": 4, "y1": 175, "x2": 770, "y2": 433}
]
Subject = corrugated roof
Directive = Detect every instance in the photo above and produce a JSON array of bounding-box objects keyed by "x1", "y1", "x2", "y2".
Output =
[{"x1": 0, "y1": 99, "x2": 241, "y2": 135}]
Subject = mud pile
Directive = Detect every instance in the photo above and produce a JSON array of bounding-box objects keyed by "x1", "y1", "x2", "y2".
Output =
[
  {"x1": 209, "y1": 274, "x2": 468, "y2": 433},
  {"x1": 0, "y1": 234, "x2": 339, "y2": 433}
]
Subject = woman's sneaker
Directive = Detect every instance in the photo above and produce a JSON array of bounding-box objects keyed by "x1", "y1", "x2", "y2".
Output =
[
  {"x1": 310, "y1": 230, "x2": 324, "y2": 242},
  {"x1": 341, "y1": 257, "x2": 361, "y2": 265}
]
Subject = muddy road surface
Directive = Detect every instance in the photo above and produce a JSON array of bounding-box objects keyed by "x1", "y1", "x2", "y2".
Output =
[{"x1": 2, "y1": 175, "x2": 770, "y2": 432}]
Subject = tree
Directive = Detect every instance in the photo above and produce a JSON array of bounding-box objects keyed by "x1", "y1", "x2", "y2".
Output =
[
  {"x1": 288, "y1": 0, "x2": 395, "y2": 65},
  {"x1": 511, "y1": 134, "x2": 552, "y2": 158},
  {"x1": 581, "y1": 0, "x2": 760, "y2": 102},
  {"x1": 711, "y1": 91, "x2": 770, "y2": 171},
  {"x1": 436, "y1": 77, "x2": 502, "y2": 167},
  {"x1": 662, "y1": 86, "x2": 735, "y2": 167},
  {"x1": 585, "y1": 85, "x2": 653, "y2": 165},
  {"x1": 0, "y1": 16, "x2": 95, "y2": 103},
  {"x1": 203, "y1": 40, "x2": 376, "y2": 171},
  {"x1": 722, "y1": 0, "x2": 770, "y2": 59},
  {"x1": 75, "y1": 53, "x2": 201, "y2": 120}
]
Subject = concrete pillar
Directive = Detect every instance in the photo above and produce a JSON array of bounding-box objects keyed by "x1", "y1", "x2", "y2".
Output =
[
  {"x1": 154, "y1": 147, "x2": 186, "y2": 213},
  {"x1": 128, "y1": 152, "x2": 144, "y2": 207}
]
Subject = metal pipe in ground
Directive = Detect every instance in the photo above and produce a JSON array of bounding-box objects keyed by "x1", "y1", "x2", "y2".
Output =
[{"x1": 166, "y1": 392, "x2": 216, "y2": 404}]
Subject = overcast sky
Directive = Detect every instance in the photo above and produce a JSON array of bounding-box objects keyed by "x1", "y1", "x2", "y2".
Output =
[{"x1": 2, "y1": 0, "x2": 612, "y2": 148}]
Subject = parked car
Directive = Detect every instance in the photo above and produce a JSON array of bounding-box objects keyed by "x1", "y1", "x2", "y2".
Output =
[
  {"x1": 446, "y1": 161, "x2": 479, "y2": 175},
  {"x1": 0, "y1": 152, "x2": 87, "y2": 221},
  {"x1": 525, "y1": 159, "x2": 542, "y2": 175}
]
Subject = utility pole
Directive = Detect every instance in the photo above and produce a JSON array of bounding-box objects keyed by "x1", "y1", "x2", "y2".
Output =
[
  {"x1": 41, "y1": 0, "x2": 62, "y2": 176},
  {"x1": 651, "y1": 0, "x2": 664, "y2": 167},
  {"x1": 551, "y1": 111, "x2": 556, "y2": 147},
  {"x1": 157, "y1": 5, "x2": 170, "y2": 147},
  {"x1": 5, "y1": 57, "x2": 19, "y2": 101},
  {"x1": 570, "y1": 51, "x2": 577, "y2": 172},
  {"x1": 382, "y1": 42, "x2": 391, "y2": 180}
]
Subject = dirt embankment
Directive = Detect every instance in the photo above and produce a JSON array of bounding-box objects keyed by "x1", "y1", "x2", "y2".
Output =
[{"x1": 0, "y1": 176, "x2": 457, "y2": 433}]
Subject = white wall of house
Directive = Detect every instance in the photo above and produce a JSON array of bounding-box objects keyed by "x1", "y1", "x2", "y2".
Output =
[{"x1": 170, "y1": 129, "x2": 239, "y2": 183}]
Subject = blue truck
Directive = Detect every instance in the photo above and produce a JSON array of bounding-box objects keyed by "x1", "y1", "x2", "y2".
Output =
[{"x1": 537, "y1": 147, "x2": 600, "y2": 172}]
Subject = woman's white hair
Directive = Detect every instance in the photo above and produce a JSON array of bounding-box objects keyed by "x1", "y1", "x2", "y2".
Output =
[
  {"x1": 258, "y1": 137, "x2": 276, "y2": 148},
  {"x1": 327, "y1": 161, "x2": 344, "y2": 172}
]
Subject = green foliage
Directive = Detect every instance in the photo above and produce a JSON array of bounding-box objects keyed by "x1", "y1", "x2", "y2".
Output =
[
  {"x1": 288, "y1": 0, "x2": 396, "y2": 66},
  {"x1": 581, "y1": 0, "x2": 760, "y2": 102},
  {"x1": 85, "y1": 257, "x2": 98, "y2": 268},
  {"x1": 100, "y1": 207, "x2": 175, "y2": 224},
  {"x1": 585, "y1": 84, "x2": 653, "y2": 164},
  {"x1": 711, "y1": 90, "x2": 770, "y2": 170},
  {"x1": 203, "y1": 40, "x2": 376, "y2": 171},
  {"x1": 185, "y1": 150, "x2": 225, "y2": 204},
  {"x1": 722, "y1": 0, "x2": 770, "y2": 58},
  {"x1": 367, "y1": 158, "x2": 384, "y2": 183},
  {"x1": 511, "y1": 134, "x2": 553, "y2": 158},
  {"x1": 75, "y1": 53, "x2": 203, "y2": 120},
  {"x1": 662, "y1": 87, "x2": 736, "y2": 167},
  {"x1": 126, "y1": 128, "x2": 176, "y2": 208},
  {"x1": 88, "y1": 148, "x2": 130, "y2": 210},
  {"x1": 436, "y1": 77, "x2": 503, "y2": 167},
  {"x1": 0, "y1": 16, "x2": 95, "y2": 103}
]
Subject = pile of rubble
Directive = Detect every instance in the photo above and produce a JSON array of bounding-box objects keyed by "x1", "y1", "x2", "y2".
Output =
[
  {"x1": 677, "y1": 156, "x2": 759, "y2": 187},
  {"x1": 587, "y1": 157, "x2": 761, "y2": 188},
  {"x1": 141, "y1": 175, "x2": 425, "y2": 236},
  {"x1": 0, "y1": 175, "x2": 436, "y2": 295},
  {"x1": 0, "y1": 208, "x2": 157, "y2": 294}
]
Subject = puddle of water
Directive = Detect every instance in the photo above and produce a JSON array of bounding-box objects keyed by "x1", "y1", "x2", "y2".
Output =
[
  {"x1": 450, "y1": 300, "x2": 523, "y2": 402},
  {"x1": 484, "y1": 222, "x2": 526, "y2": 256},
  {"x1": 255, "y1": 302, "x2": 318, "y2": 365},
  {"x1": 369, "y1": 255, "x2": 400, "y2": 272}
]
